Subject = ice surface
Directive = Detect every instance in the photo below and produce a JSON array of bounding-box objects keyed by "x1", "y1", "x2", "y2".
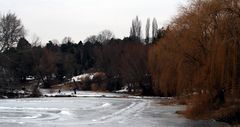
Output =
[{"x1": 0, "y1": 92, "x2": 229, "y2": 127}]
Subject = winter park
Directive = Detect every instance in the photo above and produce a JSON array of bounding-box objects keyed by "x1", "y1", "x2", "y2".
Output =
[{"x1": 0, "y1": 0, "x2": 240, "y2": 127}]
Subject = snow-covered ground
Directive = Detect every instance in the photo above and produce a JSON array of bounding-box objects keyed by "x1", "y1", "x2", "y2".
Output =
[
  {"x1": 0, "y1": 92, "x2": 229, "y2": 127},
  {"x1": 41, "y1": 89, "x2": 128, "y2": 98}
]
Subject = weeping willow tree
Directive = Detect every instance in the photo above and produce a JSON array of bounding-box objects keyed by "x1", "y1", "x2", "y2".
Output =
[{"x1": 148, "y1": 0, "x2": 240, "y2": 118}]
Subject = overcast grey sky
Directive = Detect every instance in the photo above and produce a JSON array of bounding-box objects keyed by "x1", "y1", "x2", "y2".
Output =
[{"x1": 0, "y1": 0, "x2": 187, "y2": 44}]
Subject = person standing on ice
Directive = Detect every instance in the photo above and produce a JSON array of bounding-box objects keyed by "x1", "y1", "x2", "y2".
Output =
[{"x1": 73, "y1": 88, "x2": 77, "y2": 94}]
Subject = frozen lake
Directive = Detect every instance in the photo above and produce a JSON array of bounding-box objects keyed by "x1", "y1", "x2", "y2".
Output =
[{"x1": 0, "y1": 93, "x2": 228, "y2": 127}]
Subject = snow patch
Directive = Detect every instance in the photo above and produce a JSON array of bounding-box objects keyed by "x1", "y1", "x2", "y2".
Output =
[
  {"x1": 60, "y1": 110, "x2": 71, "y2": 115},
  {"x1": 71, "y1": 73, "x2": 92, "y2": 82},
  {"x1": 23, "y1": 114, "x2": 42, "y2": 119},
  {"x1": 18, "y1": 122, "x2": 25, "y2": 124},
  {"x1": 102, "y1": 103, "x2": 111, "y2": 108}
]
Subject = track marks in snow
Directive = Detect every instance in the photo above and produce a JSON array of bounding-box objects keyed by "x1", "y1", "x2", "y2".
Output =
[{"x1": 92, "y1": 99, "x2": 150, "y2": 124}]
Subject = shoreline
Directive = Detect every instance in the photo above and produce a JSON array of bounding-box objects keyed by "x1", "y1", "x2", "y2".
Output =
[
  {"x1": 1, "y1": 89, "x2": 236, "y2": 126},
  {"x1": 159, "y1": 97, "x2": 239, "y2": 126}
]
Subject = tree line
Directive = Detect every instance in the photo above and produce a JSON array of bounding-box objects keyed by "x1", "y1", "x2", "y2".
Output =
[{"x1": 0, "y1": 13, "x2": 163, "y2": 95}]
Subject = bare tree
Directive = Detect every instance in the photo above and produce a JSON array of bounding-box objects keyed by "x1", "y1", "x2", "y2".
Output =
[
  {"x1": 130, "y1": 16, "x2": 142, "y2": 40},
  {"x1": 145, "y1": 18, "x2": 150, "y2": 44},
  {"x1": 50, "y1": 39, "x2": 59, "y2": 45},
  {"x1": 85, "y1": 30, "x2": 115, "y2": 44},
  {"x1": 120, "y1": 43, "x2": 148, "y2": 93},
  {"x1": 31, "y1": 34, "x2": 41, "y2": 47},
  {"x1": 62, "y1": 36, "x2": 74, "y2": 44},
  {"x1": 85, "y1": 35, "x2": 98, "y2": 43},
  {"x1": 97, "y1": 30, "x2": 115, "y2": 43},
  {"x1": 0, "y1": 13, "x2": 25, "y2": 52},
  {"x1": 152, "y1": 18, "x2": 158, "y2": 41}
]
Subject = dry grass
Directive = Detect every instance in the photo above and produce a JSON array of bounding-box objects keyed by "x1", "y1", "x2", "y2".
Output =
[
  {"x1": 181, "y1": 95, "x2": 240, "y2": 125},
  {"x1": 159, "y1": 97, "x2": 188, "y2": 106},
  {"x1": 159, "y1": 98, "x2": 178, "y2": 105},
  {"x1": 212, "y1": 104, "x2": 240, "y2": 125},
  {"x1": 184, "y1": 94, "x2": 213, "y2": 119}
]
